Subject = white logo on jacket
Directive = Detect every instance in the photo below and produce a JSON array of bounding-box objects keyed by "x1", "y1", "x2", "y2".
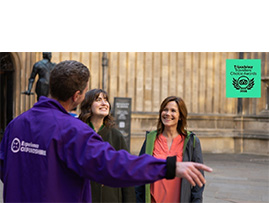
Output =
[
  {"x1": 11, "y1": 138, "x2": 20, "y2": 153},
  {"x1": 11, "y1": 138, "x2": 46, "y2": 156}
]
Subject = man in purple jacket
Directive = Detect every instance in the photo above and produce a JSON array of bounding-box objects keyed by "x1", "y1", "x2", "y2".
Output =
[{"x1": 0, "y1": 60, "x2": 212, "y2": 202}]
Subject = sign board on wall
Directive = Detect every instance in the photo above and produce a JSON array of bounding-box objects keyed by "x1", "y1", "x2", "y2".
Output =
[{"x1": 113, "y1": 97, "x2": 132, "y2": 151}]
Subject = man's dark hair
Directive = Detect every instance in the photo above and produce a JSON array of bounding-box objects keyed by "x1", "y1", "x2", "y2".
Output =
[{"x1": 49, "y1": 60, "x2": 90, "y2": 101}]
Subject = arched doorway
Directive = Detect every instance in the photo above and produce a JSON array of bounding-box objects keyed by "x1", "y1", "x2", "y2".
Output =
[{"x1": 0, "y1": 52, "x2": 14, "y2": 141}]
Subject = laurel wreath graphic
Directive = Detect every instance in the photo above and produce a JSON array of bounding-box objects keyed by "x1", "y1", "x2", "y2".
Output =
[{"x1": 232, "y1": 76, "x2": 254, "y2": 92}]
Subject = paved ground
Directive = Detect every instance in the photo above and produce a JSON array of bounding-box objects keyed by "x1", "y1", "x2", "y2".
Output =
[
  {"x1": 203, "y1": 153, "x2": 269, "y2": 203},
  {"x1": 0, "y1": 153, "x2": 268, "y2": 202}
]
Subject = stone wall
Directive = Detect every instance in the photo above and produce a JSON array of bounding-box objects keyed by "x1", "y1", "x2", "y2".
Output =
[{"x1": 130, "y1": 113, "x2": 269, "y2": 155}]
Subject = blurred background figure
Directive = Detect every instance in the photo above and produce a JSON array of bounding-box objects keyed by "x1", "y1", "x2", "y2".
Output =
[{"x1": 69, "y1": 107, "x2": 78, "y2": 118}]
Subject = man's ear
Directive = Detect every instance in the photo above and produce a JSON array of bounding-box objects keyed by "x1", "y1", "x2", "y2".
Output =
[{"x1": 72, "y1": 90, "x2": 81, "y2": 102}]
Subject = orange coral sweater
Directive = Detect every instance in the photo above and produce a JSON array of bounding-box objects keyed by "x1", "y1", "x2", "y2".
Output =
[{"x1": 150, "y1": 134, "x2": 184, "y2": 203}]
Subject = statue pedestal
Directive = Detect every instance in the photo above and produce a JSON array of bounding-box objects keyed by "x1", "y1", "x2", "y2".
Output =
[{"x1": 260, "y1": 77, "x2": 269, "y2": 116}]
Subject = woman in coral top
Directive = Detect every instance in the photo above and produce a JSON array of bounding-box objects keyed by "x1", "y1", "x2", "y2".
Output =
[{"x1": 135, "y1": 96, "x2": 205, "y2": 203}]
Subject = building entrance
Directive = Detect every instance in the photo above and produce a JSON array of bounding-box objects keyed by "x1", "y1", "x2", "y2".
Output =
[{"x1": 0, "y1": 52, "x2": 14, "y2": 141}]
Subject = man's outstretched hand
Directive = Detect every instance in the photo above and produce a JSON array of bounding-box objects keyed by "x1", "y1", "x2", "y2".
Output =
[{"x1": 176, "y1": 162, "x2": 212, "y2": 187}]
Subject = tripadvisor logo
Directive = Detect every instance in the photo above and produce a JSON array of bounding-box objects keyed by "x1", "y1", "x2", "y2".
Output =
[
  {"x1": 226, "y1": 59, "x2": 261, "y2": 98},
  {"x1": 233, "y1": 76, "x2": 254, "y2": 93}
]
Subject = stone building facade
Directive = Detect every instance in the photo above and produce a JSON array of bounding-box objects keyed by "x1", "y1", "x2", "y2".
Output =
[{"x1": 1, "y1": 52, "x2": 268, "y2": 155}]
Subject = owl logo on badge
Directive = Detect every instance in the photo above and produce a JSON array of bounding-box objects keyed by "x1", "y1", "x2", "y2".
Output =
[
  {"x1": 233, "y1": 76, "x2": 254, "y2": 92},
  {"x1": 11, "y1": 138, "x2": 21, "y2": 153}
]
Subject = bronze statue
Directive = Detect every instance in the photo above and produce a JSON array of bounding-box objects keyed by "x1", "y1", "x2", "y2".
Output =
[{"x1": 23, "y1": 52, "x2": 56, "y2": 101}]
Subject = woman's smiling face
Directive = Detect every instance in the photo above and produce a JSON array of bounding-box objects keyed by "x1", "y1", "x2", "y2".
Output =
[
  {"x1": 161, "y1": 101, "x2": 180, "y2": 128},
  {"x1": 91, "y1": 92, "x2": 110, "y2": 118}
]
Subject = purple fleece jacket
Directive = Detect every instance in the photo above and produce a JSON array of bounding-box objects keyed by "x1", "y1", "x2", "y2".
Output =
[{"x1": 0, "y1": 96, "x2": 167, "y2": 202}]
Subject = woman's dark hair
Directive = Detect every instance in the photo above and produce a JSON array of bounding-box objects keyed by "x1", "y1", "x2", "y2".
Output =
[
  {"x1": 79, "y1": 89, "x2": 114, "y2": 128},
  {"x1": 157, "y1": 96, "x2": 188, "y2": 136}
]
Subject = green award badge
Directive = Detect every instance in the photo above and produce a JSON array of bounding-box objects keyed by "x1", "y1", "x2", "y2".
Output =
[{"x1": 226, "y1": 59, "x2": 261, "y2": 98}]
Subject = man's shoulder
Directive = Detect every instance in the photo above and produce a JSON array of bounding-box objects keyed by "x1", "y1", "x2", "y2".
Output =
[{"x1": 68, "y1": 115, "x2": 91, "y2": 130}]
